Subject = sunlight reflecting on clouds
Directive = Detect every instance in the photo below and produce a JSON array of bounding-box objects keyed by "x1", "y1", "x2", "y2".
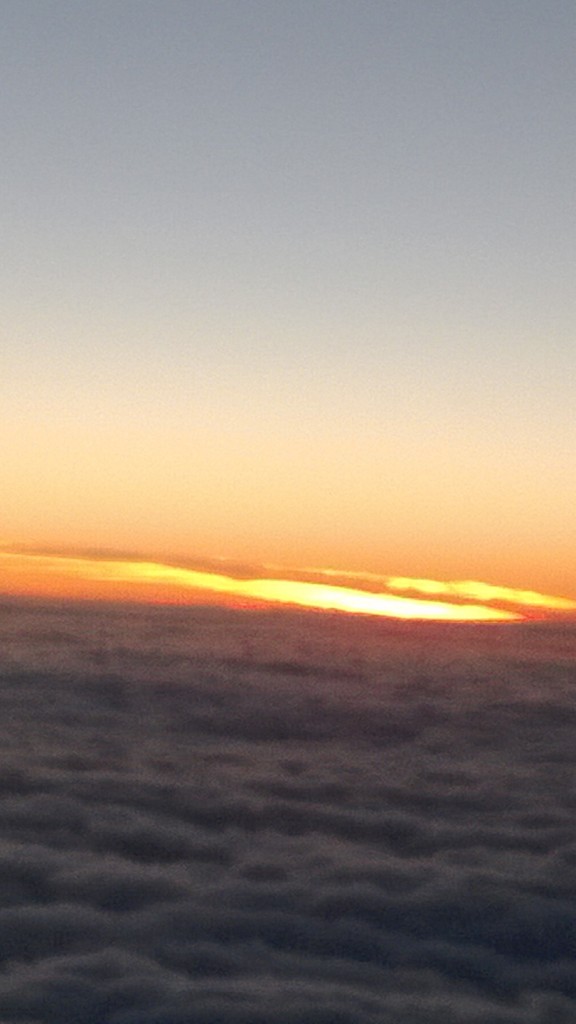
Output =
[
  {"x1": 386, "y1": 576, "x2": 576, "y2": 612},
  {"x1": 0, "y1": 551, "x2": 527, "y2": 621}
]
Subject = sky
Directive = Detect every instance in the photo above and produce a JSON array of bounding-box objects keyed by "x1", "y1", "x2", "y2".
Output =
[{"x1": 2, "y1": 0, "x2": 575, "y2": 606}]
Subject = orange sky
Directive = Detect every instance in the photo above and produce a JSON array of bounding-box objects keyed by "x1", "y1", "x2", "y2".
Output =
[
  {"x1": 2, "y1": 549, "x2": 575, "y2": 624},
  {"x1": 3, "y1": 3, "x2": 575, "y2": 615}
]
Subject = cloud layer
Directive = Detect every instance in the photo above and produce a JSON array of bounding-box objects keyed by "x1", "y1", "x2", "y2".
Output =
[{"x1": 0, "y1": 599, "x2": 575, "y2": 1022}]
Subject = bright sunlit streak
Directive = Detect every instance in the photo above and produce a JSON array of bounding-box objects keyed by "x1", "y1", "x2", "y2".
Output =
[
  {"x1": 0, "y1": 551, "x2": 525, "y2": 621},
  {"x1": 386, "y1": 576, "x2": 576, "y2": 612}
]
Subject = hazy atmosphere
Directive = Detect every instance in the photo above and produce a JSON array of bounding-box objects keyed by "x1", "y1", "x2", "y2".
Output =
[
  {"x1": 1, "y1": 2, "x2": 575, "y2": 1021},
  {"x1": 3, "y1": 0, "x2": 575, "y2": 595}
]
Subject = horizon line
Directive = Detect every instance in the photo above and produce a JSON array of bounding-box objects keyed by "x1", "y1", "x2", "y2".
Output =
[{"x1": 1, "y1": 547, "x2": 575, "y2": 623}]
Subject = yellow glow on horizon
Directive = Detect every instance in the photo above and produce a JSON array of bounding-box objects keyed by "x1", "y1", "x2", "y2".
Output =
[
  {"x1": 386, "y1": 576, "x2": 576, "y2": 612},
  {"x1": 0, "y1": 551, "x2": 523, "y2": 621}
]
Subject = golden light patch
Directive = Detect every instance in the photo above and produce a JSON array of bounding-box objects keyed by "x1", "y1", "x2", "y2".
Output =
[
  {"x1": 386, "y1": 576, "x2": 576, "y2": 613},
  {"x1": 0, "y1": 551, "x2": 521, "y2": 621}
]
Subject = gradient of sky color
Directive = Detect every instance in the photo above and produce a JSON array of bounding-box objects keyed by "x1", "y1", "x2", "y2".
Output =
[{"x1": 3, "y1": 0, "x2": 575, "y2": 598}]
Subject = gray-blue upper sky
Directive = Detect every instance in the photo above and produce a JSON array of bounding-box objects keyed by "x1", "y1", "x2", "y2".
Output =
[{"x1": 2, "y1": 1, "x2": 575, "y2": 592}]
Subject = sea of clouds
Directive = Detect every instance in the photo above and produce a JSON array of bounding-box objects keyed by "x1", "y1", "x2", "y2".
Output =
[{"x1": 0, "y1": 597, "x2": 575, "y2": 1023}]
